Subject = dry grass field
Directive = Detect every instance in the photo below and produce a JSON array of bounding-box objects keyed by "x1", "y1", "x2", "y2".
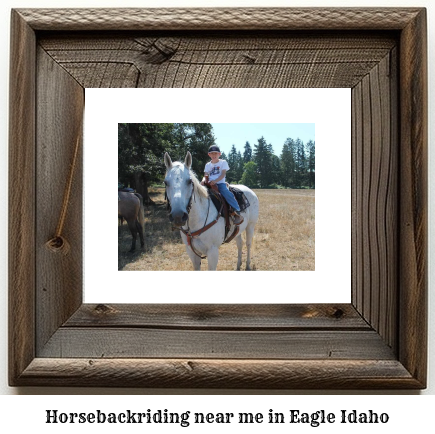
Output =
[{"x1": 119, "y1": 187, "x2": 315, "y2": 271}]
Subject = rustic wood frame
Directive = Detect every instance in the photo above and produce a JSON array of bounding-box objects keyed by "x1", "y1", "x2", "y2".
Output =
[{"x1": 9, "y1": 8, "x2": 427, "y2": 389}]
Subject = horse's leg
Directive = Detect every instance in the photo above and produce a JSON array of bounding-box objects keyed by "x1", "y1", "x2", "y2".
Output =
[
  {"x1": 207, "y1": 246, "x2": 219, "y2": 271},
  {"x1": 245, "y1": 222, "x2": 256, "y2": 270},
  {"x1": 127, "y1": 219, "x2": 138, "y2": 252},
  {"x1": 186, "y1": 246, "x2": 201, "y2": 270},
  {"x1": 235, "y1": 235, "x2": 243, "y2": 271},
  {"x1": 136, "y1": 220, "x2": 145, "y2": 248}
]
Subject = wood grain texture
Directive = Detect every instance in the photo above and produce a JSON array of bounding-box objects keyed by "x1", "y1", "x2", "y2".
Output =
[
  {"x1": 39, "y1": 328, "x2": 395, "y2": 360},
  {"x1": 65, "y1": 304, "x2": 368, "y2": 329},
  {"x1": 16, "y1": 8, "x2": 422, "y2": 31},
  {"x1": 39, "y1": 33, "x2": 396, "y2": 89},
  {"x1": 8, "y1": 8, "x2": 427, "y2": 389},
  {"x1": 351, "y1": 50, "x2": 398, "y2": 351},
  {"x1": 35, "y1": 48, "x2": 84, "y2": 353},
  {"x1": 17, "y1": 358, "x2": 420, "y2": 389},
  {"x1": 8, "y1": 10, "x2": 36, "y2": 386},
  {"x1": 398, "y1": 8, "x2": 428, "y2": 386}
]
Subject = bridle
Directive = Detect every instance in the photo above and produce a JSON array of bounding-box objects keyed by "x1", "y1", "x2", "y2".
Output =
[{"x1": 165, "y1": 180, "x2": 223, "y2": 259}]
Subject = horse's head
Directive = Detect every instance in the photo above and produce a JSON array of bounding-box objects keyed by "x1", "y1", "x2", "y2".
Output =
[{"x1": 164, "y1": 152, "x2": 193, "y2": 227}]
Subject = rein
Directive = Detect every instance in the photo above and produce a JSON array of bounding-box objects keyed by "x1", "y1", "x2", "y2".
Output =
[
  {"x1": 165, "y1": 183, "x2": 225, "y2": 259},
  {"x1": 179, "y1": 198, "x2": 223, "y2": 259}
]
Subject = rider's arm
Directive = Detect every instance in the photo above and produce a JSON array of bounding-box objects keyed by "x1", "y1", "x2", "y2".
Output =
[
  {"x1": 210, "y1": 169, "x2": 226, "y2": 185},
  {"x1": 200, "y1": 172, "x2": 209, "y2": 185}
]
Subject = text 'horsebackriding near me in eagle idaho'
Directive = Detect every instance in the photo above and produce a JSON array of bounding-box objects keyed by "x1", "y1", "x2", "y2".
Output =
[{"x1": 164, "y1": 152, "x2": 259, "y2": 270}]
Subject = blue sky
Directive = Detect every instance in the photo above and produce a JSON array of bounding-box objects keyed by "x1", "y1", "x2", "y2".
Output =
[{"x1": 211, "y1": 123, "x2": 315, "y2": 156}]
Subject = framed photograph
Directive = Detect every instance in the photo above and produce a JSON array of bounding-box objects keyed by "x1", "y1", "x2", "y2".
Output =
[
  {"x1": 9, "y1": 8, "x2": 427, "y2": 388},
  {"x1": 86, "y1": 88, "x2": 349, "y2": 303}
]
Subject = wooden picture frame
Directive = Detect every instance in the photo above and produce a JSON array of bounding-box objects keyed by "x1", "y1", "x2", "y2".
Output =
[{"x1": 9, "y1": 8, "x2": 427, "y2": 388}]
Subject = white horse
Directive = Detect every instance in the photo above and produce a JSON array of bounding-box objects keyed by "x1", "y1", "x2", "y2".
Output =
[{"x1": 164, "y1": 152, "x2": 259, "y2": 271}]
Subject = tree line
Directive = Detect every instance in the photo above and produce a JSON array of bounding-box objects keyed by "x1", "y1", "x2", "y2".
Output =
[
  {"x1": 118, "y1": 123, "x2": 315, "y2": 204},
  {"x1": 223, "y1": 137, "x2": 315, "y2": 190}
]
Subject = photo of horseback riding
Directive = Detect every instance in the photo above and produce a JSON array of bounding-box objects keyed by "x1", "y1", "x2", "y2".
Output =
[{"x1": 118, "y1": 123, "x2": 315, "y2": 271}]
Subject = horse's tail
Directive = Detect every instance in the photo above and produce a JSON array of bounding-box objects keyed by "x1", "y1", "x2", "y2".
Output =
[{"x1": 134, "y1": 193, "x2": 145, "y2": 233}]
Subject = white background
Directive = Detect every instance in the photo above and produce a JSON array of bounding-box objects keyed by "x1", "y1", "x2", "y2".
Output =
[
  {"x1": 85, "y1": 88, "x2": 351, "y2": 303},
  {"x1": 0, "y1": 0, "x2": 434, "y2": 417}
]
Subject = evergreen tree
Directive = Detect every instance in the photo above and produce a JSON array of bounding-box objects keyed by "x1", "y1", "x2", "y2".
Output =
[
  {"x1": 227, "y1": 144, "x2": 239, "y2": 183},
  {"x1": 266, "y1": 142, "x2": 276, "y2": 186},
  {"x1": 306, "y1": 140, "x2": 315, "y2": 188},
  {"x1": 118, "y1": 123, "x2": 215, "y2": 202},
  {"x1": 270, "y1": 154, "x2": 282, "y2": 186},
  {"x1": 235, "y1": 151, "x2": 244, "y2": 183},
  {"x1": 243, "y1": 141, "x2": 252, "y2": 163},
  {"x1": 118, "y1": 123, "x2": 175, "y2": 203},
  {"x1": 280, "y1": 138, "x2": 297, "y2": 187},
  {"x1": 295, "y1": 138, "x2": 307, "y2": 188},
  {"x1": 253, "y1": 136, "x2": 272, "y2": 188},
  {"x1": 172, "y1": 123, "x2": 215, "y2": 175}
]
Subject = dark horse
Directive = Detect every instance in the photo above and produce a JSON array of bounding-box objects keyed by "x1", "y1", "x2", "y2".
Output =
[{"x1": 118, "y1": 191, "x2": 145, "y2": 252}]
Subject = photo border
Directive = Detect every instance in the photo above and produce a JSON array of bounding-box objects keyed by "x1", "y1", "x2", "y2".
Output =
[
  {"x1": 85, "y1": 89, "x2": 350, "y2": 303},
  {"x1": 9, "y1": 8, "x2": 427, "y2": 388}
]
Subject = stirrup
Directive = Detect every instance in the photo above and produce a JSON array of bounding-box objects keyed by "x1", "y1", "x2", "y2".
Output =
[{"x1": 232, "y1": 212, "x2": 244, "y2": 226}]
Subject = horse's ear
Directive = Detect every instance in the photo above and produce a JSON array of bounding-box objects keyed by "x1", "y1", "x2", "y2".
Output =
[
  {"x1": 164, "y1": 152, "x2": 173, "y2": 170},
  {"x1": 184, "y1": 151, "x2": 192, "y2": 169}
]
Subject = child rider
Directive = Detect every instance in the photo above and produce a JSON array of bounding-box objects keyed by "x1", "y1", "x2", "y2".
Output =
[{"x1": 201, "y1": 145, "x2": 244, "y2": 225}]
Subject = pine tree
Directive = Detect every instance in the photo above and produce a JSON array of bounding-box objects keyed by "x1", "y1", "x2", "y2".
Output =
[
  {"x1": 295, "y1": 138, "x2": 307, "y2": 188},
  {"x1": 227, "y1": 144, "x2": 238, "y2": 183},
  {"x1": 280, "y1": 138, "x2": 297, "y2": 188},
  {"x1": 306, "y1": 140, "x2": 315, "y2": 188},
  {"x1": 253, "y1": 136, "x2": 272, "y2": 188},
  {"x1": 118, "y1": 123, "x2": 215, "y2": 202},
  {"x1": 118, "y1": 123, "x2": 175, "y2": 204},
  {"x1": 243, "y1": 141, "x2": 252, "y2": 163},
  {"x1": 235, "y1": 151, "x2": 244, "y2": 183},
  {"x1": 265, "y1": 142, "x2": 276, "y2": 186},
  {"x1": 172, "y1": 123, "x2": 215, "y2": 175},
  {"x1": 270, "y1": 154, "x2": 282, "y2": 186}
]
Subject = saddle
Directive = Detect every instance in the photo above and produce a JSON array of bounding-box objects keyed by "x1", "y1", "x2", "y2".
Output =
[
  {"x1": 204, "y1": 181, "x2": 250, "y2": 244},
  {"x1": 118, "y1": 188, "x2": 142, "y2": 203}
]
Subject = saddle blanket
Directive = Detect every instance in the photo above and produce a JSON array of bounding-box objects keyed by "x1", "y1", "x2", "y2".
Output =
[{"x1": 209, "y1": 185, "x2": 250, "y2": 215}]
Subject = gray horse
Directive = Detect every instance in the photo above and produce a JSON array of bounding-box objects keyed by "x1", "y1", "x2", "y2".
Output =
[{"x1": 164, "y1": 152, "x2": 259, "y2": 270}]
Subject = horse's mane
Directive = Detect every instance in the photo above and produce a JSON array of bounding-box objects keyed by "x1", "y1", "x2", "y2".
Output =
[
  {"x1": 190, "y1": 169, "x2": 208, "y2": 199},
  {"x1": 169, "y1": 161, "x2": 208, "y2": 199}
]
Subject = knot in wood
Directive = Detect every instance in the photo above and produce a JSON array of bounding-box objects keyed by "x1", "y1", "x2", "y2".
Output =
[
  {"x1": 94, "y1": 304, "x2": 116, "y2": 315},
  {"x1": 332, "y1": 308, "x2": 345, "y2": 319}
]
